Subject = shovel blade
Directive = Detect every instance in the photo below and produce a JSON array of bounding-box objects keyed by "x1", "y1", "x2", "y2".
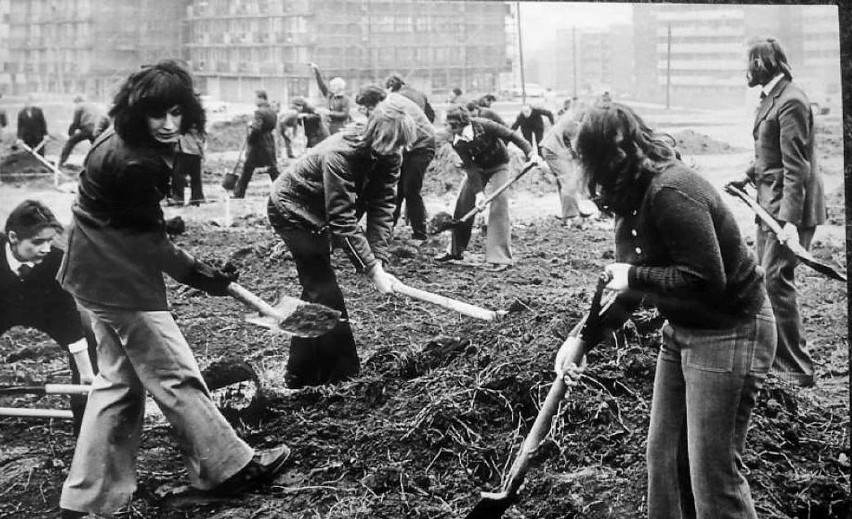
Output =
[
  {"x1": 462, "y1": 491, "x2": 513, "y2": 519},
  {"x1": 245, "y1": 294, "x2": 341, "y2": 338}
]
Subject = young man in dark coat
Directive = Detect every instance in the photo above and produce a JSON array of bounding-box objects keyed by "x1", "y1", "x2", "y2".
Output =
[
  {"x1": 726, "y1": 37, "x2": 826, "y2": 387},
  {"x1": 16, "y1": 95, "x2": 49, "y2": 155},
  {"x1": 1, "y1": 200, "x2": 97, "y2": 435},
  {"x1": 232, "y1": 89, "x2": 279, "y2": 199},
  {"x1": 384, "y1": 73, "x2": 436, "y2": 123},
  {"x1": 511, "y1": 104, "x2": 555, "y2": 154},
  {"x1": 280, "y1": 96, "x2": 330, "y2": 152},
  {"x1": 356, "y1": 85, "x2": 436, "y2": 241},
  {"x1": 58, "y1": 95, "x2": 104, "y2": 167},
  {"x1": 437, "y1": 105, "x2": 541, "y2": 269}
]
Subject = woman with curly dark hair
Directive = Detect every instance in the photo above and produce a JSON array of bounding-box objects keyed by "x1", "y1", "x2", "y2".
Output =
[
  {"x1": 555, "y1": 102, "x2": 776, "y2": 519},
  {"x1": 58, "y1": 60, "x2": 290, "y2": 519}
]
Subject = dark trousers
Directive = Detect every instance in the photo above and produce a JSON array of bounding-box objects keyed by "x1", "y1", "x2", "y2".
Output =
[
  {"x1": 393, "y1": 147, "x2": 435, "y2": 239},
  {"x1": 59, "y1": 129, "x2": 95, "y2": 165},
  {"x1": 22, "y1": 136, "x2": 46, "y2": 156},
  {"x1": 234, "y1": 146, "x2": 279, "y2": 198},
  {"x1": 1, "y1": 311, "x2": 98, "y2": 435},
  {"x1": 268, "y1": 202, "x2": 360, "y2": 388},
  {"x1": 172, "y1": 153, "x2": 205, "y2": 204},
  {"x1": 756, "y1": 224, "x2": 816, "y2": 385}
]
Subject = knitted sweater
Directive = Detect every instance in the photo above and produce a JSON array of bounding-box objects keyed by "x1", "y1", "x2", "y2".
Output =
[{"x1": 617, "y1": 161, "x2": 765, "y2": 328}]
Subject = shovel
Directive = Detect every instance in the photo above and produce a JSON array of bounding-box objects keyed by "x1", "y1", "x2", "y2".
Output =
[
  {"x1": 432, "y1": 161, "x2": 539, "y2": 235},
  {"x1": 221, "y1": 131, "x2": 248, "y2": 191},
  {"x1": 392, "y1": 281, "x2": 506, "y2": 321},
  {"x1": 462, "y1": 273, "x2": 610, "y2": 519},
  {"x1": 227, "y1": 283, "x2": 341, "y2": 338},
  {"x1": 725, "y1": 185, "x2": 846, "y2": 282},
  {"x1": 15, "y1": 138, "x2": 69, "y2": 187}
]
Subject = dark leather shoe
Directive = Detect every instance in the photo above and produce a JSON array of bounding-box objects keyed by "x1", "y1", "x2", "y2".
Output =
[
  {"x1": 211, "y1": 444, "x2": 291, "y2": 496},
  {"x1": 434, "y1": 252, "x2": 462, "y2": 262},
  {"x1": 60, "y1": 509, "x2": 88, "y2": 519}
]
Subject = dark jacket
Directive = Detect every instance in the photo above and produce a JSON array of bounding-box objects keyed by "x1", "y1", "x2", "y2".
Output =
[
  {"x1": 17, "y1": 106, "x2": 48, "y2": 147},
  {"x1": 473, "y1": 107, "x2": 507, "y2": 127},
  {"x1": 269, "y1": 127, "x2": 401, "y2": 272},
  {"x1": 386, "y1": 93, "x2": 436, "y2": 153},
  {"x1": 69, "y1": 102, "x2": 102, "y2": 136},
  {"x1": 452, "y1": 117, "x2": 533, "y2": 170},
  {"x1": 746, "y1": 78, "x2": 825, "y2": 229},
  {"x1": 313, "y1": 68, "x2": 353, "y2": 134},
  {"x1": 247, "y1": 101, "x2": 278, "y2": 165},
  {"x1": 511, "y1": 108, "x2": 555, "y2": 146},
  {"x1": 396, "y1": 85, "x2": 436, "y2": 123},
  {"x1": 618, "y1": 161, "x2": 765, "y2": 328},
  {"x1": 280, "y1": 107, "x2": 330, "y2": 148},
  {"x1": 58, "y1": 128, "x2": 196, "y2": 310},
  {"x1": 1, "y1": 234, "x2": 86, "y2": 346}
]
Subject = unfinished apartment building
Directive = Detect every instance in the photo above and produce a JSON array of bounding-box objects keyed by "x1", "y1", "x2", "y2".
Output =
[
  {"x1": 186, "y1": 0, "x2": 509, "y2": 103},
  {"x1": 1, "y1": 0, "x2": 188, "y2": 99}
]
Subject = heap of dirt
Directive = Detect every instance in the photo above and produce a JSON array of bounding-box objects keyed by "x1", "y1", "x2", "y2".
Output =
[
  {"x1": 670, "y1": 128, "x2": 745, "y2": 155},
  {"x1": 206, "y1": 114, "x2": 252, "y2": 153},
  {"x1": 0, "y1": 151, "x2": 53, "y2": 182},
  {"x1": 1, "y1": 215, "x2": 846, "y2": 519}
]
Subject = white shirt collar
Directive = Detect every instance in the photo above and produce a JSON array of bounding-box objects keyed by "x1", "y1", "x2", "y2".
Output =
[
  {"x1": 5, "y1": 242, "x2": 32, "y2": 276},
  {"x1": 452, "y1": 124, "x2": 474, "y2": 145},
  {"x1": 762, "y1": 74, "x2": 785, "y2": 97}
]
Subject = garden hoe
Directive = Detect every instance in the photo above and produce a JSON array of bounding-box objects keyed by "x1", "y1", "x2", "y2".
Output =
[
  {"x1": 227, "y1": 282, "x2": 341, "y2": 338},
  {"x1": 462, "y1": 273, "x2": 610, "y2": 519},
  {"x1": 432, "y1": 161, "x2": 540, "y2": 235},
  {"x1": 725, "y1": 185, "x2": 846, "y2": 282}
]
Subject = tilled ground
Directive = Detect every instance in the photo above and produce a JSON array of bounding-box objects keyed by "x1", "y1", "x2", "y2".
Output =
[
  {"x1": 0, "y1": 122, "x2": 848, "y2": 519},
  {"x1": 0, "y1": 214, "x2": 848, "y2": 519}
]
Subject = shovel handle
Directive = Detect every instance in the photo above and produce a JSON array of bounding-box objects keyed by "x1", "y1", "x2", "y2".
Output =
[
  {"x1": 0, "y1": 407, "x2": 75, "y2": 419},
  {"x1": 455, "y1": 161, "x2": 539, "y2": 225},
  {"x1": 227, "y1": 282, "x2": 282, "y2": 319},
  {"x1": 392, "y1": 282, "x2": 500, "y2": 321}
]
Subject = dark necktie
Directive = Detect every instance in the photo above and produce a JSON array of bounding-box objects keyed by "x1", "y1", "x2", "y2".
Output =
[{"x1": 18, "y1": 264, "x2": 33, "y2": 279}]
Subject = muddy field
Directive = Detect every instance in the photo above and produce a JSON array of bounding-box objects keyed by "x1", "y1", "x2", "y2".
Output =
[{"x1": 0, "y1": 119, "x2": 848, "y2": 518}]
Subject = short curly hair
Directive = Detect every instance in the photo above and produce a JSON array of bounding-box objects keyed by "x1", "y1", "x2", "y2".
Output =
[
  {"x1": 444, "y1": 105, "x2": 471, "y2": 127},
  {"x1": 110, "y1": 59, "x2": 205, "y2": 146}
]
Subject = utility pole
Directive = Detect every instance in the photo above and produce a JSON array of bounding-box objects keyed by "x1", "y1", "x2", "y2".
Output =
[
  {"x1": 516, "y1": 1, "x2": 526, "y2": 104},
  {"x1": 572, "y1": 25, "x2": 577, "y2": 98},
  {"x1": 666, "y1": 23, "x2": 672, "y2": 110}
]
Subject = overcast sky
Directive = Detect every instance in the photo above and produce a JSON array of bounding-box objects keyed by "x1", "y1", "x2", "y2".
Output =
[{"x1": 518, "y1": 2, "x2": 634, "y2": 51}]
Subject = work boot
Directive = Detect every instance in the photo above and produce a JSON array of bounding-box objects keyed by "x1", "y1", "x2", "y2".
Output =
[
  {"x1": 209, "y1": 444, "x2": 292, "y2": 496},
  {"x1": 59, "y1": 509, "x2": 88, "y2": 519}
]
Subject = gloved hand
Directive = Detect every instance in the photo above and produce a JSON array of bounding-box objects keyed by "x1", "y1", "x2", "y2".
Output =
[
  {"x1": 184, "y1": 260, "x2": 239, "y2": 296},
  {"x1": 368, "y1": 263, "x2": 398, "y2": 294},
  {"x1": 724, "y1": 177, "x2": 751, "y2": 194}
]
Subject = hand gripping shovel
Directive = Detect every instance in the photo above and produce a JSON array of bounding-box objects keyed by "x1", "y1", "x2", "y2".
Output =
[
  {"x1": 462, "y1": 273, "x2": 610, "y2": 519},
  {"x1": 725, "y1": 185, "x2": 846, "y2": 282},
  {"x1": 227, "y1": 283, "x2": 341, "y2": 338},
  {"x1": 432, "y1": 161, "x2": 539, "y2": 235}
]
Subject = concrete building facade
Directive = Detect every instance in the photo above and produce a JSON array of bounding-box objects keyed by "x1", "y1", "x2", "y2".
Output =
[
  {"x1": 186, "y1": 0, "x2": 510, "y2": 104},
  {"x1": 1, "y1": 0, "x2": 188, "y2": 100}
]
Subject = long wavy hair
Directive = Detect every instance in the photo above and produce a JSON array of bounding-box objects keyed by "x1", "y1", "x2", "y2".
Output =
[
  {"x1": 574, "y1": 102, "x2": 679, "y2": 216},
  {"x1": 110, "y1": 59, "x2": 205, "y2": 146}
]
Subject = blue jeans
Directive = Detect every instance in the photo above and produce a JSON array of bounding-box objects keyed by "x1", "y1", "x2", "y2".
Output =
[{"x1": 646, "y1": 298, "x2": 776, "y2": 519}]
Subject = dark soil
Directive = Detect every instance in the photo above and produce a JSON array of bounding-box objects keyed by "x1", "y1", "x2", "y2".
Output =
[{"x1": 0, "y1": 118, "x2": 847, "y2": 519}]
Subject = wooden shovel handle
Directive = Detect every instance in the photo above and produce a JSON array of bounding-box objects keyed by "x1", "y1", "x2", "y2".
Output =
[
  {"x1": 392, "y1": 282, "x2": 500, "y2": 321},
  {"x1": 456, "y1": 161, "x2": 538, "y2": 225},
  {"x1": 0, "y1": 407, "x2": 74, "y2": 419},
  {"x1": 227, "y1": 283, "x2": 282, "y2": 319}
]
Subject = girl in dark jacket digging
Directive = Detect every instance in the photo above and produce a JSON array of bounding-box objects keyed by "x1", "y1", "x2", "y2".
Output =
[
  {"x1": 554, "y1": 102, "x2": 775, "y2": 519},
  {"x1": 267, "y1": 100, "x2": 416, "y2": 388}
]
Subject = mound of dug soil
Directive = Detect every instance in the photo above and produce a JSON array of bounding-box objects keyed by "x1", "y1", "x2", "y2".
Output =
[{"x1": 670, "y1": 129, "x2": 745, "y2": 155}]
